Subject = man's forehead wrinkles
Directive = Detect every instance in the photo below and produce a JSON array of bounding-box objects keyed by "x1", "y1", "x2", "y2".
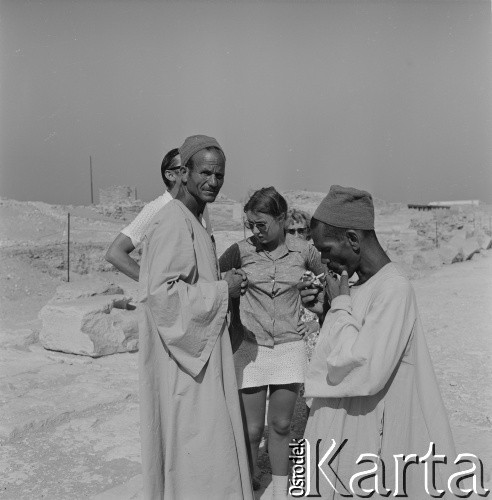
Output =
[
  {"x1": 193, "y1": 149, "x2": 225, "y2": 162},
  {"x1": 197, "y1": 161, "x2": 225, "y2": 172},
  {"x1": 201, "y1": 162, "x2": 223, "y2": 167}
]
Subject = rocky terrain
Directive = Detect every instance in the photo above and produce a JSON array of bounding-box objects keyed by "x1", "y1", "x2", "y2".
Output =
[{"x1": 0, "y1": 192, "x2": 491, "y2": 499}]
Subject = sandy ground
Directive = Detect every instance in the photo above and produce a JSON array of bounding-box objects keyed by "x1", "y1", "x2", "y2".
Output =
[{"x1": 0, "y1": 197, "x2": 491, "y2": 499}]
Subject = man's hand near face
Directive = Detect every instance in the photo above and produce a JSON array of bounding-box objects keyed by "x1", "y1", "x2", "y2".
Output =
[{"x1": 325, "y1": 270, "x2": 350, "y2": 302}]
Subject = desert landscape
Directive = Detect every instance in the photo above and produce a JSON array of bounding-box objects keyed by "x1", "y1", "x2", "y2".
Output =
[{"x1": 1, "y1": 188, "x2": 491, "y2": 499}]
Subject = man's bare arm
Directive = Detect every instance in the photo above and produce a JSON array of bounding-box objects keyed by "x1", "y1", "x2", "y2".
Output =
[{"x1": 105, "y1": 233, "x2": 140, "y2": 281}]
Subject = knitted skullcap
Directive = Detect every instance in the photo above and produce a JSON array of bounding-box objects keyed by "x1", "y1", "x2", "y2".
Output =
[
  {"x1": 179, "y1": 135, "x2": 225, "y2": 168},
  {"x1": 313, "y1": 185, "x2": 375, "y2": 230}
]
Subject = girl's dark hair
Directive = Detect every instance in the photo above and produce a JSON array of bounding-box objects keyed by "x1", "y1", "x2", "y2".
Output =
[{"x1": 244, "y1": 187, "x2": 288, "y2": 218}]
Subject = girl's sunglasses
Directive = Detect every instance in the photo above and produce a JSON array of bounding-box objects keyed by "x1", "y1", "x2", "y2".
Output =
[{"x1": 287, "y1": 227, "x2": 307, "y2": 235}]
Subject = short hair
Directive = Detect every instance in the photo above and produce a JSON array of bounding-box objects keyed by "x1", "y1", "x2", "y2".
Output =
[
  {"x1": 186, "y1": 147, "x2": 225, "y2": 170},
  {"x1": 244, "y1": 187, "x2": 288, "y2": 218},
  {"x1": 287, "y1": 208, "x2": 311, "y2": 228},
  {"x1": 161, "y1": 148, "x2": 180, "y2": 188}
]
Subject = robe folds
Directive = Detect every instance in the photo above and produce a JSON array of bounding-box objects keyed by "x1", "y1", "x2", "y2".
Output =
[
  {"x1": 138, "y1": 199, "x2": 253, "y2": 500},
  {"x1": 304, "y1": 263, "x2": 457, "y2": 499}
]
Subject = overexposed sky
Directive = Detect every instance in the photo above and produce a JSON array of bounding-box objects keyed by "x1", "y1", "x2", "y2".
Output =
[{"x1": 1, "y1": 0, "x2": 491, "y2": 205}]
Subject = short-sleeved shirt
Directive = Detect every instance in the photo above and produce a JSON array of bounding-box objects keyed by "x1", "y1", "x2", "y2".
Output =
[
  {"x1": 219, "y1": 235, "x2": 324, "y2": 347},
  {"x1": 121, "y1": 192, "x2": 211, "y2": 248}
]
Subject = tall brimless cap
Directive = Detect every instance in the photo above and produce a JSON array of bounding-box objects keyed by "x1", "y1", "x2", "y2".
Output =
[
  {"x1": 313, "y1": 185, "x2": 375, "y2": 230},
  {"x1": 179, "y1": 135, "x2": 225, "y2": 167}
]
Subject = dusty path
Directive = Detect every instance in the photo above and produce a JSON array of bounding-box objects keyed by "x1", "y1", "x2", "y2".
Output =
[
  {"x1": 1, "y1": 253, "x2": 491, "y2": 499},
  {"x1": 413, "y1": 253, "x2": 492, "y2": 474}
]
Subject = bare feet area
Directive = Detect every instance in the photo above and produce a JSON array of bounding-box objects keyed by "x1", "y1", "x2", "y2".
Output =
[{"x1": 1, "y1": 194, "x2": 491, "y2": 499}]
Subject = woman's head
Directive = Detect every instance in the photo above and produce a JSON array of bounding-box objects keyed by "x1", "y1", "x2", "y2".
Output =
[
  {"x1": 286, "y1": 208, "x2": 312, "y2": 240},
  {"x1": 243, "y1": 187, "x2": 288, "y2": 246}
]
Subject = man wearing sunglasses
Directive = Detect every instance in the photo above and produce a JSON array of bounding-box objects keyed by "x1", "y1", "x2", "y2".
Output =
[{"x1": 105, "y1": 148, "x2": 211, "y2": 281}]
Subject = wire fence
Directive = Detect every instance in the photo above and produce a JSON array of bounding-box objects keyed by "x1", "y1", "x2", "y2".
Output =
[
  {"x1": 3, "y1": 201, "x2": 491, "y2": 283},
  {"x1": 1, "y1": 211, "x2": 124, "y2": 281}
]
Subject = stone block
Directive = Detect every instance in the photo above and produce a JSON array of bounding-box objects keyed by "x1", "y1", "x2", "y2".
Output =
[
  {"x1": 438, "y1": 244, "x2": 463, "y2": 265},
  {"x1": 473, "y1": 231, "x2": 488, "y2": 249},
  {"x1": 451, "y1": 251, "x2": 465, "y2": 264},
  {"x1": 39, "y1": 295, "x2": 139, "y2": 357},
  {"x1": 447, "y1": 234, "x2": 481, "y2": 261},
  {"x1": 463, "y1": 240, "x2": 481, "y2": 260},
  {"x1": 51, "y1": 277, "x2": 124, "y2": 303},
  {"x1": 469, "y1": 251, "x2": 483, "y2": 261}
]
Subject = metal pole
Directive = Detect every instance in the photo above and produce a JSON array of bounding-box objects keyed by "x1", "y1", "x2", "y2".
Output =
[
  {"x1": 435, "y1": 220, "x2": 438, "y2": 248},
  {"x1": 67, "y1": 212, "x2": 70, "y2": 282},
  {"x1": 90, "y1": 155, "x2": 94, "y2": 205},
  {"x1": 135, "y1": 187, "x2": 137, "y2": 201}
]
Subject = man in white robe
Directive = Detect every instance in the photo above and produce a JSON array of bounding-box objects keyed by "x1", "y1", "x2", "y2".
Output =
[
  {"x1": 105, "y1": 148, "x2": 212, "y2": 281},
  {"x1": 298, "y1": 185, "x2": 458, "y2": 499},
  {"x1": 138, "y1": 135, "x2": 253, "y2": 500}
]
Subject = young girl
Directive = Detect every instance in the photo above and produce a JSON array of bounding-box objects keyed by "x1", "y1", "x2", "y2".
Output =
[{"x1": 219, "y1": 187, "x2": 324, "y2": 500}]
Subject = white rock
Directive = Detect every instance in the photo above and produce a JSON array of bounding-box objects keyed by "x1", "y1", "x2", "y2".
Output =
[
  {"x1": 447, "y1": 234, "x2": 481, "y2": 261},
  {"x1": 469, "y1": 251, "x2": 483, "y2": 261},
  {"x1": 50, "y1": 277, "x2": 124, "y2": 303},
  {"x1": 39, "y1": 295, "x2": 139, "y2": 357},
  {"x1": 438, "y1": 244, "x2": 463, "y2": 265}
]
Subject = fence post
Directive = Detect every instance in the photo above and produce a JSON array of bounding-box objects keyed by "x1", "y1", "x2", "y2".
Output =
[
  {"x1": 67, "y1": 212, "x2": 70, "y2": 282},
  {"x1": 90, "y1": 156, "x2": 94, "y2": 205}
]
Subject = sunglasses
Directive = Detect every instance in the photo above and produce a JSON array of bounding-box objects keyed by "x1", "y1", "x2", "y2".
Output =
[
  {"x1": 244, "y1": 220, "x2": 270, "y2": 232},
  {"x1": 287, "y1": 227, "x2": 307, "y2": 235}
]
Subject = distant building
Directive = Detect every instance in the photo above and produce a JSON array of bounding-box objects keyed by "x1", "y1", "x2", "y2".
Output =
[
  {"x1": 429, "y1": 200, "x2": 480, "y2": 207},
  {"x1": 407, "y1": 204, "x2": 450, "y2": 211}
]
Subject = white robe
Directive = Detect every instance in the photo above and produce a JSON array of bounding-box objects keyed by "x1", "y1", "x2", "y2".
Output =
[
  {"x1": 138, "y1": 199, "x2": 253, "y2": 500},
  {"x1": 303, "y1": 263, "x2": 457, "y2": 498}
]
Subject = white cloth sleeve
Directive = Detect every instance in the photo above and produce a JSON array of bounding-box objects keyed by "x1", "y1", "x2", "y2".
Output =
[
  {"x1": 121, "y1": 192, "x2": 172, "y2": 247},
  {"x1": 305, "y1": 278, "x2": 416, "y2": 397}
]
